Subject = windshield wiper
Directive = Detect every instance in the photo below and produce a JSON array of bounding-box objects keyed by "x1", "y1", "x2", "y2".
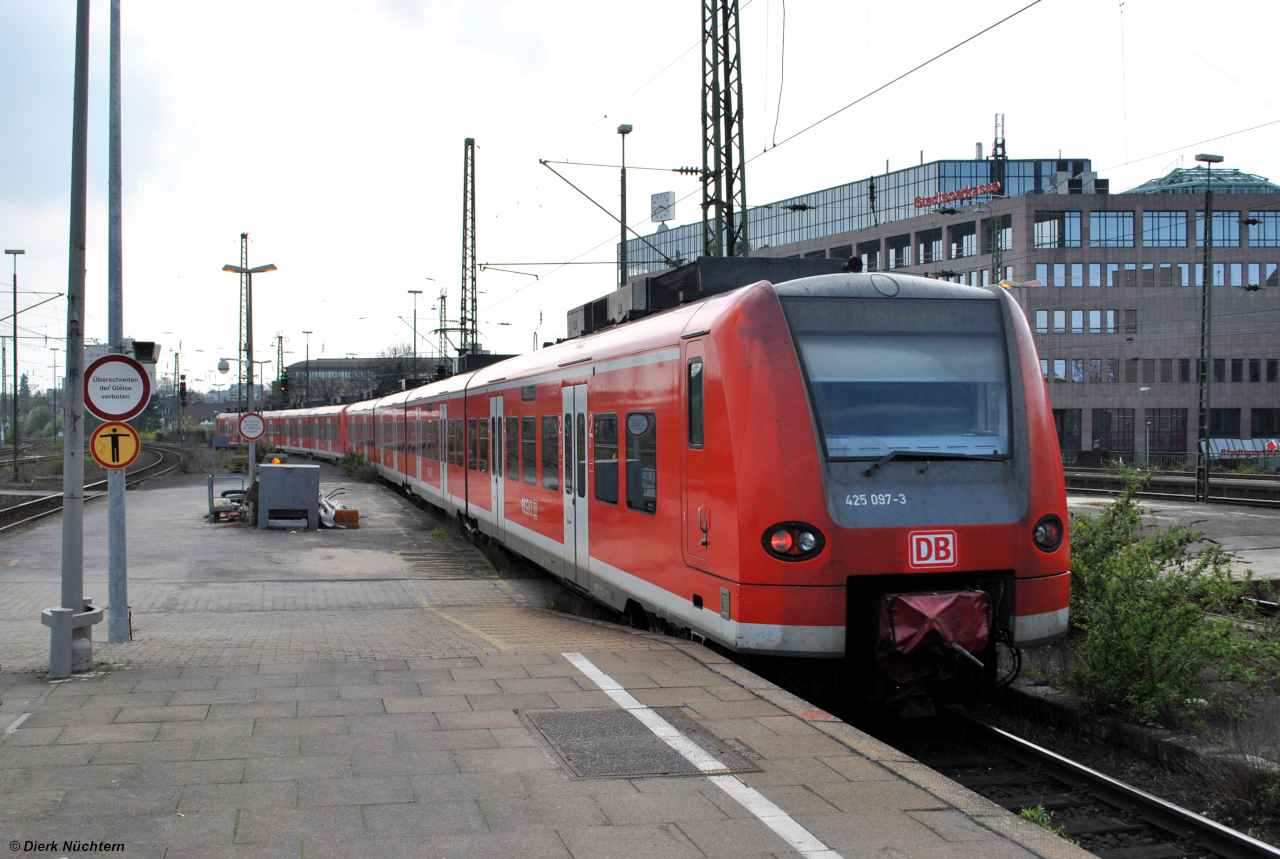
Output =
[{"x1": 863, "y1": 449, "x2": 1002, "y2": 477}]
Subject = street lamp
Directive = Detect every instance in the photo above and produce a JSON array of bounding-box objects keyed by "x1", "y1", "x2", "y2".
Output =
[
  {"x1": 222, "y1": 262, "x2": 276, "y2": 489},
  {"x1": 5, "y1": 249, "x2": 23, "y2": 480},
  {"x1": 302, "y1": 331, "x2": 312, "y2": 405},
  {"x1": 50, "y1": 347, "x2": 59, "y2": 430},
  {"x1": 408, "y1": 289, "x2": 422, "y2": 382},
  {"x1": 1194, "y1": 153, "x2": 1223, "y2": 502},
  {"x1": 618, "y1": 124, "x2": 632, "y2": 288}
]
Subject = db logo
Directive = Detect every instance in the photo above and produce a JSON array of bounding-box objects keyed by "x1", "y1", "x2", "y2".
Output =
[{"x1": 908, "y1": 530, "x2": 958, "y2": 569}]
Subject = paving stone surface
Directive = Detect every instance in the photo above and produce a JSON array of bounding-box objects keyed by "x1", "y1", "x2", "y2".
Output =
[{"x1": 0, "y1": 467, "x2": 1090, "y2": 858}]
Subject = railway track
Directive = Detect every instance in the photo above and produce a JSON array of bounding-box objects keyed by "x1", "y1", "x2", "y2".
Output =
[
  {"x1": 1064, "y1": 468, "x2": 1280, "y2": 507},
  {"x1": 0, "y1": 445, "x2": 182, "y2": 534},
  {"x1": 871, "y1": 706, "x2": 1280, "y2": 859}
]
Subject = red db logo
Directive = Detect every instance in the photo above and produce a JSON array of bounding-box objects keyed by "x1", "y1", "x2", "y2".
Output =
[{"x1": 908, "y1": 530, "x2": 958, "y2": 569}]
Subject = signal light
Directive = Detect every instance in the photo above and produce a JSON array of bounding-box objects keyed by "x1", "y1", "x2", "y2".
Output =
[
  {"x1": 762, "y1": 523, "x2": 825, "y2": 562},
  {"x1": 1032, "y1": 515, "x2": 1063, "y2": 552}
]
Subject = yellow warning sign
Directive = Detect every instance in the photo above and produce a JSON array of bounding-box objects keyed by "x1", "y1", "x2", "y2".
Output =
[{"x1": 90, "y1": 421, "x2": 141, "y2": 469}]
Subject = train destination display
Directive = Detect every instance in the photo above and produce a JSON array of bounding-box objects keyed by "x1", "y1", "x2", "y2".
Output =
[{"x1": 84, "y1": 354, "x2": 151, "y2": 421}]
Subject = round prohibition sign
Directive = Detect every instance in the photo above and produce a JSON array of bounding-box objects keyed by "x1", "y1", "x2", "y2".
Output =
[
  {"x1": 239, "y1": 412, "x2": 266, "y2": 442},
  {"x1": 89, "y1": 421, "x2": 142, "y2": 470},
  {"x1": 84, "y1": 354, "x2": 151, "y2": 421}
]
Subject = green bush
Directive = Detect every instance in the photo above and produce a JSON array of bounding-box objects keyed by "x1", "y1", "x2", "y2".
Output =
[
  {"x1": 1069, "y1": 467, "x2": 1277, "y2": 726},
  {"x1": 337, "y1": 452, "x2": 376, "y2": 481}
]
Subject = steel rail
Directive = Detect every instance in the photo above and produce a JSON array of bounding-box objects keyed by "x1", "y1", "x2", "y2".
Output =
[
  {"x1": 0, "y1": 446, "x2": 179, "y2": 534},
  {"x1": 950, "y1": 708, "x2": 1280, "y2": 859}
]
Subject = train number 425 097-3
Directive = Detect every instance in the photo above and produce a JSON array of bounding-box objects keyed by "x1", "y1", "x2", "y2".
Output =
[{"x1": 846, "y1": 493, "x2": 907, "y2": 506}]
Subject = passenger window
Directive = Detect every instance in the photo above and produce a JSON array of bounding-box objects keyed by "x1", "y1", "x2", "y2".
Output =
[
  {"x1": 576, "y1": 413, "x2": 586, "y2": 498},
  {"x1": 522, "y1": 416, "x2": 537, "y2": 485},
  {"x1": 477, "y1": 418, "x2": 489, "y2": 473},
  {"x1": 564, "y1": 413, "x2": 573, "y2": 495},
  {"x1": 688, "y1": 358, "x2": 704, "y2": 448},
  {"x1": 492, "y1": 417, "x2": 501, "y2": 477},
  {"x1": 446, "y1": 420, "x2": 455, "y2": 466},
  {"x1": 468, "y1": 419, "x2": 478, "y2": 471},
  {"x1": 506, "y1": 416, "x2": 519, "y2": 481},
  {"x1": 594, "y1": 413, "x2": 619, "y2": 504},
  {"x1": 542, "y1": 415, "x2": 559, "y2": 490},
  {"x1": 625, "y1": 412, "x2": 657, "y2": 514},
  {"x1": 455, "y1": 419, "x2": 464, "y2": 467}
]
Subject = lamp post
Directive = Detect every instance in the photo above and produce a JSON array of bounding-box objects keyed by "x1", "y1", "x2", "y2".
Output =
[
  {"x1": 222, "y1": 262, "x2": 276, "y2": 489},
  {"x1": 1194, "y1": 153, "x2": 1223, "y2": 502},
  {"x1": 302, "y1": 331, "x2": 312, "y2": 406},
  {"x1": 618, "y1": 124, "x2": 632, "y2": 288},
  {"x1": 50, "y1": 348, "x2": 59, "y2": 429},
  {"x1": 408, "y1": 289, "x2": 422, "y2": 382},
  {"x1": 5, "y1": 249, "x2": 23, "y2": 480}
]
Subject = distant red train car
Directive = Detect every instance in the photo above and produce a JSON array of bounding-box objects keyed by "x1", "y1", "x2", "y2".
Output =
[{"x1": 230, "y1": 269, "x2": 1069, "y2": 705}]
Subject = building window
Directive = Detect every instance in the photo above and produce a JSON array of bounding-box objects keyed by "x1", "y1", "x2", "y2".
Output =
[
  {"x1": 1210, "y1": 408, "x2": 1241, "y2": 438},
  {"x1": 541, "y1": 415, "x2": 559, "y2": 490},
  {"x1": 1180, "y1": 358, "x2": 1192, "y2": 383},
  {"x1": 857, "y1": 239, "x2": 881, "y2": 271},
  {"x1": 1053, "y1": 310, "x2": 1065, "y2": 333},
  {"x1": 1106, "y1": 263, "x2": 1119, "y2": 286},
  {"x1": 1146, "y1": 408, "x2": 1188, "y2": 453},
  {"x1": 1269, "y1": 359, "x2": 1278, "y2": 382},
  {"x1": 1142, "y1": 212, "x2": 1187, "y2": 247},
  {"x1": 949, "y1": 222, "x2": 977, "y2": 259},
  {"x1": 1089, "y1": 310, "x2": 1101, "y2": 333},
  {"x1": 1093, "y1": 408, "x2": 1134, "y2": 452},
  {"x1": 1090, "y1": 212, "x2": 1135, "y2": 247},
  {"x1": 1053, "y1": 359, "x2": 1066, "y2": 382},
  {"x1": 1071, "y1": 263, "x2": 1083, "y2": 287},
  {"x1": 1179, "y1": 263, "x2": 1190, "y2": 287},
  {"x1": 1196, "y1": 211, "x2": 1240, "y2": 247},
  {"x1": 1249, "y1": 263, "x2": 1261, "y2": 288},
  {"x1": 1071, "y1": 359, "x2": 1085, "y2": 383},
  {"x1": 1160, "y1": 358, "x2": 1173, "y2": 384},
  {"x1": 1089, "y1": 263, "x2": 1101, "y2": 287},
  {"x1": 1125, "y1": 358, "x2": 1138, "y2": 383},
  {"x1": 1252, "y1": 408, "x2": 1280, "y2": 436},
  {"x1": 522, "y1": 416, "x2": 537, "y2": 485},
  {"x1": 1106, "y1": 310, "x2": 1116, "y2": 334},
  {"x1": 887, "y1": 234, "x2": 911, "y2": 269},
  {"x1": 1231, "y1": 358, "x2": 1244, "y2": 383},
  {"x1": 1054, "y1": 263, "x2": 1066, "y2": 287},
  {"x1": 1249, "y1": 212, "x2": 1280, "y2": 247},
  {"x1": 1035, "y1": 310, "x2": 1048, "y2": 334},
  {"x1": 1089, "y1": 359, "x2": 1102, "y2": 383},
  {"x1": 917, "y1": 229, "x2": 942, "y2": 265},
  {"x1": 1213, "y1": 358, "x2": 1226, "y2": 383},
  {"x1": 1054, "y1": 409, "x2": 1082, "y2": 462},
  {"x1": 982, "y1": 216, "x2": 1011, "y2": 254},
  {"x1": 625, "y1": 412, "x2": 657, "y2": 514},
  {"x1": 804, "y1": 250, "x2": 826, "y2": 259},
  {"x1": 1034, "y1": 211, "x2": 1081, "y2": 248},
  {"x1": 1036, "y1": 263, "x2": 1047, "y2": 285},
  {"x1": 1070, "y1": 310, "x2": 1083, "y2": 333},
  {"x1": 830, "y1": 244, "x2": 853, "y2": 260},
  {"x1": 1107, "y1": 358, "x2": 1119, "y2": 383},
  {"x1": 593, "y1": 413, "x2": 618, "y2": 503},
  {"x1": 1123, "y1": 309, "x2": 1137, "y2": 334},
  {"x1": 1142, "y1": 358, "x2": 1155, "y2": 384},
  {"x1": 1231, "y1": 263, "x2": 1243, "y2": 287},
  {"x1": 1040, "y1": 358, "x2": 1049, "y2": 381}
]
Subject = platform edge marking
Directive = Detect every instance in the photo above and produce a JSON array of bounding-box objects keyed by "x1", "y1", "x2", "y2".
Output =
[{"x1": 562, "y1": 651, "x2": 845, "y2": 859}]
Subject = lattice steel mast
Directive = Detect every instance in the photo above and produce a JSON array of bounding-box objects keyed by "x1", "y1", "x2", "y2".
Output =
[
  {"x1": 459, "y1": 138, "x2": 478, "y2": 354},
  {"x1": 237, "y1": 232, "x2": 249, "y2": 411},
  {"x1": 701, "y1": 0, "x2": 747, "y2": 258}
]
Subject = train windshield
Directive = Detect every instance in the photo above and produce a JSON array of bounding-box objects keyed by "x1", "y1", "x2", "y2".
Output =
[{"x1": 782, "y1": 297, "x2": 1011, "y2": 460}]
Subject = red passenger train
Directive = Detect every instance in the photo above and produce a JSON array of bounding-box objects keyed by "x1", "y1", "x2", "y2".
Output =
[{"x1": 219, "y1": 270, "x2": 1069, "y2": 702}]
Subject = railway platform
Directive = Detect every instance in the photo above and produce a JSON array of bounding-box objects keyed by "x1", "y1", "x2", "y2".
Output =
[{"x1": 0, "y1": 465, "x2": 1088, "y2": 858}]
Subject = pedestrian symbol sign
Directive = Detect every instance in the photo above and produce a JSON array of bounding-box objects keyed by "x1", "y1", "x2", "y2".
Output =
[{"x1": 90, "y1": 421, "x2": 141, "y2": 470}]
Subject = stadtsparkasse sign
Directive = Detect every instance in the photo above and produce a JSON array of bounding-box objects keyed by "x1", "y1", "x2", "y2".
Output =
[
  {"x1": 914, "y1": 181, "x2": 1001, "y2": 209},
  {"x1": 84, "y1": 354, "x2": 151, "y2": 421}
]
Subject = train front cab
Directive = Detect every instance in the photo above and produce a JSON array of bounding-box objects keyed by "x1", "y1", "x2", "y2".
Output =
[{"x1": 710, "y1": 273, "x2": 1070, "y2": 699}]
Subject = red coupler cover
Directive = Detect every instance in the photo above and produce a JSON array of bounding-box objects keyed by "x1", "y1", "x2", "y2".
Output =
[{"x1": 875, "y1": 590, "x2": 992, "y2": 684}]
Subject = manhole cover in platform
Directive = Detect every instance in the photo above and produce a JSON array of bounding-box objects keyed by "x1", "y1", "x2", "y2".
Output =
[{"x1": 522, "y1": 708, "x2": 758, "y2": 779}]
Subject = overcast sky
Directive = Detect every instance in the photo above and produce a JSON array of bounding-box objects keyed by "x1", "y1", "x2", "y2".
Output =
[{"x1": 3, "y1": 0, "x2": 1279, "y2": 394}]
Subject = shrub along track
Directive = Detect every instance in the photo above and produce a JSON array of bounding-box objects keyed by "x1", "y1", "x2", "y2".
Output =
[{"x1": 0, "y1": 445, "x2": 181, "y2": 534}]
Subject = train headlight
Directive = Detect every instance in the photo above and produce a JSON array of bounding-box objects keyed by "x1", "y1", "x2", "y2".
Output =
[
  {"x1": 770, "y1": 530, "x2": 794, "y2": 553},
  {"x1": 1032, "y1": 515, "x2": 1064, "y2": 552},
  {"x1": 763, "y1": 523, "x2": 825, "y2": 561}
]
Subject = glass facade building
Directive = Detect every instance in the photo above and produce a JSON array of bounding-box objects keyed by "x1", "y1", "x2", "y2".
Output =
[{"x1": 623, "y1": 157, "x2": 1091, "y2": 279}]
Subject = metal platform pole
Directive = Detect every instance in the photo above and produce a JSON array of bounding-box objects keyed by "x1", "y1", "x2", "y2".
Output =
[{"x1": 106, "y1": 0, "x2": 129, "y2": 644}]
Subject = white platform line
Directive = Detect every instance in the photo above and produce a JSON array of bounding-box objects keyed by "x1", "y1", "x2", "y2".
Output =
[
  {"x1": 562, "y1": 652, "x2": 844, "y2": 859},
  {"x1": 2, "y1": 712, "x2": 31, "y2": 740}
]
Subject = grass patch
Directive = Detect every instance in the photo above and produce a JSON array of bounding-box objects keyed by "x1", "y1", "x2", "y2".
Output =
[{"x1": 1017, "y1": 805, "x2": 1077, "y2": 843}]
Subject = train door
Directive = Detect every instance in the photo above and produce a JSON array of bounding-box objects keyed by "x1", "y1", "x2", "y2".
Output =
[
  {"x1": 562, "y1": 384, "x2": 589, "y2": 589},
  {"x1": 438, "y1": 403, "x2": 448, "y2": 499},
  {"x1": 490, "y1": 396, "x2": 505, "y2": 542},
  {"x1": 682, "y1": 342, "x2": 709, "y2": 569}
]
